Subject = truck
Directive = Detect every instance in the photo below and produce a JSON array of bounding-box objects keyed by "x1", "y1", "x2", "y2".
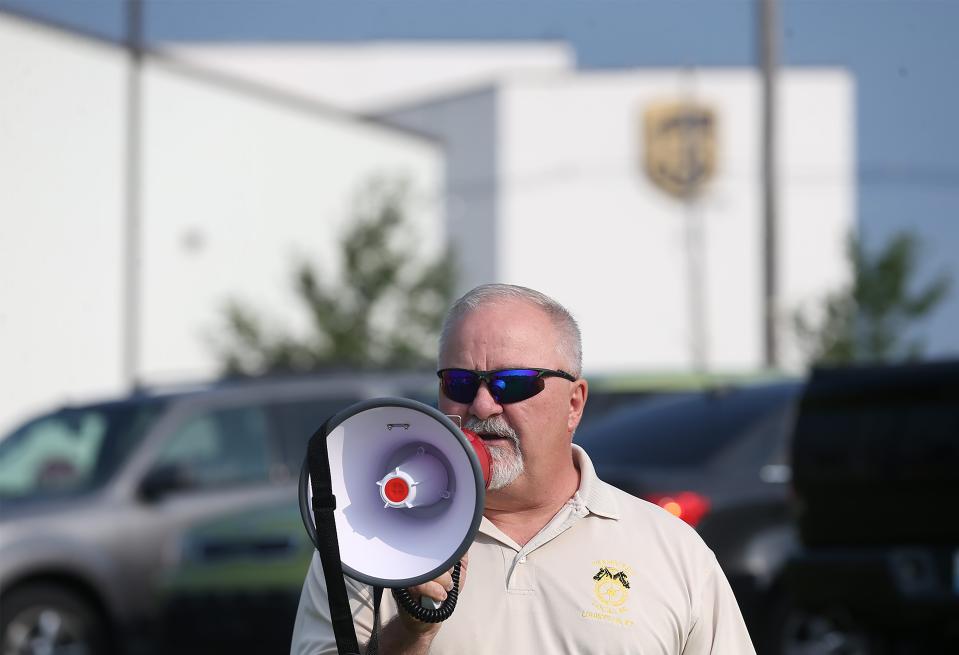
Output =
[{"x1": 785, "y1": 360, "x2": 959, "y2": 654}]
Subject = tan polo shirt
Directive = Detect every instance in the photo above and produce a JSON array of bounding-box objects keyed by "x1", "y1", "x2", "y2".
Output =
[{"x1": 291, "y1": 445, "x2": 756, "y2": 654}]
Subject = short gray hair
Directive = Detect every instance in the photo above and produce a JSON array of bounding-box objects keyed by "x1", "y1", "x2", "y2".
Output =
[{"x1": 439, "y1": 284, "x2": 582, "y2": 377}]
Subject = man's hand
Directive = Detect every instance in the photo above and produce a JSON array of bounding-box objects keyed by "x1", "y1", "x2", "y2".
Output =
[
  {"x1": 373, "y1": 554, "x2": 469, "y2": 653},
  {"x1": 396, "y1": 554, "x2": 469, "y2": 633}
]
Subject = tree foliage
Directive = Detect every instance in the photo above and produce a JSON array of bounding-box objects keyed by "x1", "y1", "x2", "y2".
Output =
[
  {"x1": 793, "y1": 231, "x2": 951, "y2": 366},
  {"x1": 216, "y1": 179, "x2": 456, "y2": 376}
]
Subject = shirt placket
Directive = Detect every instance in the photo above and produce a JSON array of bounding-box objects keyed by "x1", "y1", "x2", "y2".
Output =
[{"x1": 505, "y1": 497, "x2": 589, "y2": 594}]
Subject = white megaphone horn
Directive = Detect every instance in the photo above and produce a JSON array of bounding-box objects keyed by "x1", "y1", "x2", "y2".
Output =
[{"x1": 299, "y1": 398, "x2": 491, "y2": 633}]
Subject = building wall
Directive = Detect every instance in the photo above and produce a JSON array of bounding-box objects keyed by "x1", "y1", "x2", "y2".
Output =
[
  {"x1": 381, "y1": 68, "x2": 854, "y2": 374},
  {"x1": 777, "y1": 73, "x2": 857, "y2": 365},
  {"x1": 0, "y1": 15, "x2": 127, "y2": 433},
  {"x1": 167, "y1": 42, "x2": 573, "y2": 113},
  {"x1": 139, "y1": 61, "x2": 443, "y2": 383},
  {"x1": 381, "y1": 88, "x2": 500, "y2": 293},
  {"x1": 0, "y1": 15, "x2": 443, "y2": 433},
  {"x1": 159, "y1": 41, "x2": 858, "y2": 374},
  {"x1": 498, "y1": 70, "x2": 854, "y2": 374}
]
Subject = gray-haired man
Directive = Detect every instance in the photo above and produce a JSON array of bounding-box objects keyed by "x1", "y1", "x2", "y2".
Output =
[{"x1": 292, "y1": 284, "x2": 755, "y2": 654}]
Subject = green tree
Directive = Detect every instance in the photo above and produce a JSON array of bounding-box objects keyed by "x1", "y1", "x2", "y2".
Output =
[
  {"x1": 793, "y1": 231, "x2": 951, "y2": 366},
  {"x1": 215, "y1": 179, "x2": 456, "y2": 376}
]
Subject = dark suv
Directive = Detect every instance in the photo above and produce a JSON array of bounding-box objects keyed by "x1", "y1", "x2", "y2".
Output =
[
  {"x1": 0, "y1": 373, "x2": 437, "y2": 655},
  {"x1": 786, "y1": 360, "x2": 959, "y2": 654}
]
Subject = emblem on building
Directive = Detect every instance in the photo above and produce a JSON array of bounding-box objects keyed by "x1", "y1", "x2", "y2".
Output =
[{"x1": 642, "y1": 101, "x2": 718, "y2": 199}]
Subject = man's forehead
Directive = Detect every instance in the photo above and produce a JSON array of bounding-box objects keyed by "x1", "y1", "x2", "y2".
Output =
[
  {"x1": 472, "y1": 297, "x2": 543, "y2": 317},
  {"x1": 452, "y1": 299, "x2": 552, "y2": 334},
  {"x1": 442, "y1": 300, "x2": 558, "y2": 359}
]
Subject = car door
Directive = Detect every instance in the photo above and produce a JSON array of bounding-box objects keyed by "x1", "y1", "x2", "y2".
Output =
[
  {"x1": 154, "y1": 394, "x2": 362, "y2": 654},
  {"x1": 101, "y1": 401, "x2": 291, "y2": 647}
]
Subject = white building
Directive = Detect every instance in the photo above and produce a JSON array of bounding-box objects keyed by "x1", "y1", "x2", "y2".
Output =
[
  {"x1": 0, "y1": 14, "x2": 444, "y2": 433},
  {"x1": 174, "y1": 42, "x2": 856, "y2": 372},
  {"x1": 1, "y1": 17, "x2": 856, "y2": 431},
  {"x1": 172, "y1": 42, "x2": 855, "y2": 374},
  {"x1": 166, "y1": 41, "x2": 575, "y2": 113},
  {"x1": 375, "y1": 70, "x2": 855, "y2": 374}
]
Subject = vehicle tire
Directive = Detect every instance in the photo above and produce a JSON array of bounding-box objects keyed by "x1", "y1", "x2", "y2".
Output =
[
  {"x1": 0, "y1": 583, "x2": 110, "y2": 655},
  {"x1": 761, "y1": 591, "x2": 884, "y2": 655}
]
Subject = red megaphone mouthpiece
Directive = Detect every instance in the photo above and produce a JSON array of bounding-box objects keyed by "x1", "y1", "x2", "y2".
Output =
[{"x1": 462, "y1": 428, "x2": 492, "y2": 489}]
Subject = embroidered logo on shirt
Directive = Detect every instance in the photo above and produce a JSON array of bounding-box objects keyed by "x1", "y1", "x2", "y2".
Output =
[
  {"x1": 581, "y1": 560, "x2": 635, "y2": 627},
  {"x1": 593, "y1": 567, "x2": 631, "y2": 589}
]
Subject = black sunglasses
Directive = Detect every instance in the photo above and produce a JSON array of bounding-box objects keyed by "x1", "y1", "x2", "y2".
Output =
[{"x1": 437, "y1": 368, "x2": 577, "y2": 405}]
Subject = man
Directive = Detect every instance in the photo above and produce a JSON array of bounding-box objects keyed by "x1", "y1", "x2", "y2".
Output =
[{"x1": 292, "y1": 284, "x2": 756, "y2": 654}]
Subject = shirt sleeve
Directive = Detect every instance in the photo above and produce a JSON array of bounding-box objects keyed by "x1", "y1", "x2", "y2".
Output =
[
  {"x1": 290, "y1": 552, "x2": 377, "y2": 655},
  {"x1": 682, "y1": 553, "x2": 757, "y2": 655}
]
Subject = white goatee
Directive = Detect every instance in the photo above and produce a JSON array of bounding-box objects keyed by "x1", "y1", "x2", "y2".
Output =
[{"x1": 464, "y1": 416, "x2": 525, "y2": 490}]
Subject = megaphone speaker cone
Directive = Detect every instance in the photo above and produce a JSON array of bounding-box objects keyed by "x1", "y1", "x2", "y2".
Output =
[{"x1": 302, "y1": 398, "x2": 486, "y2": 588}]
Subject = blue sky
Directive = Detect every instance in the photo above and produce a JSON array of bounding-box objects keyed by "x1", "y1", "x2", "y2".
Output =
[{"x1": 4, "y1": 0, "x2": 958, "y2": 355}]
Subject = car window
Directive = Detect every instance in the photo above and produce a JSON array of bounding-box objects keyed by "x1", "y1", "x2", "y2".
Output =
[
  {"x1": 269, "y1": 398, "x2": 362, "y2": 473},
  {"x1": 576, "y1": 385, "x2": 799, "y2": 468},
  {"x1": 155, "y1": 406, "x2": 272, "y2": 489},
  {"x1": 0, "y1": 402, "x2": 164, "y2": 500}
]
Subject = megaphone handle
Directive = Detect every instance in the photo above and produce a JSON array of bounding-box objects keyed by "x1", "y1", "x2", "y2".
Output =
[
  {"x1": 421, "y1": 596, "x2": 443, "y2": 610},
  {"x1": 392, "y1": 561, "x2": 463, "y2": 623}
]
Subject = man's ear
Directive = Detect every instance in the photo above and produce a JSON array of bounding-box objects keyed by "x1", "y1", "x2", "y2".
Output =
[{"x1": 567, "y1": 378, "x2": 588, "y2": 435}]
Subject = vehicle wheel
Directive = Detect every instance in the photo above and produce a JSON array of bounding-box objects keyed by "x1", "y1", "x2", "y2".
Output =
[
  {"x1": 765, "y1": 600, "x2": 883, "y2": 655},
  {"x1": 0, "y1": 584, "x2": 110, "y2": 655},
  {"x1": 756, "y1": 588, "x2": 886, "y2": 655}
]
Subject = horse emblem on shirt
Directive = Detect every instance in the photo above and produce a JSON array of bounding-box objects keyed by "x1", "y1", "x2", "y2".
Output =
[{"x1": 592, "y1": 566, "x2": 630, "y2": 607}]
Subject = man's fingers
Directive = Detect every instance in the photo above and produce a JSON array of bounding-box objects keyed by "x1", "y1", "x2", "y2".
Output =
[
  {"x1": 409, "y1": 571, "x2": 453, "y2": 602},
  {"x1": 458, "y1": 554, "x2": 469, "y2": 591},
  {"x1": 404, "y1": 558, "x2": 467, "y2": 608}
]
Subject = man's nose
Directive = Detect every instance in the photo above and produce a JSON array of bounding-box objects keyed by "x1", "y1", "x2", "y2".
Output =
[{"x1": 469, "y1": 382, "x2": 502, "y2": 419}]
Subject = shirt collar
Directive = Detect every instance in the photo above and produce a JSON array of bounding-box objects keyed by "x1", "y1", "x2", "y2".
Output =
[
  {"x1": 476, "y1": 444, "x2": 621, "y2": 548},
  {"x1": 571, "y1": 443, "x2": 620, "y2": 520},
  {"x1": 477, "y1": 443, "x2": 621, "y2": 540}
]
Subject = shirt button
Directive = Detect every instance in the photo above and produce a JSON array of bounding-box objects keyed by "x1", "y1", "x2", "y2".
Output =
[{"x1": 519, "y1": 556, "x2": 527, "y2": 563}]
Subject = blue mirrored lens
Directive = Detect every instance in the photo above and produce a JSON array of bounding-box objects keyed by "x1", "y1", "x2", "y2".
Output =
[
  {"x1": 439, "y1": 369, "x2": 548, "y2": 404},
  {"x1": 489, "y1": 370, "x2": 544, "y2": 403},
  {"x1": 441, "y1": 370, "x2": 479, "y2": 403}
]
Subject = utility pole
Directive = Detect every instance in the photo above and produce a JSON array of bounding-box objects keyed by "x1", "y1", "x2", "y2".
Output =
[
  {"x1": 759, "y1": 0, "x2": 780, "y2": 370},
  {"x1": 682, "y1": 68, "x2": 708, "y2": 373},
  {"x1": 122, "y1": 0, "x2": 144, "y2": 389}
]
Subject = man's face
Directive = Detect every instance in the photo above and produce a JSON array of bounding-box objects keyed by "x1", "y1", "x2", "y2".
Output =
[{"x1": 438, "y1": 300, "x2": 586, "y2": 490}]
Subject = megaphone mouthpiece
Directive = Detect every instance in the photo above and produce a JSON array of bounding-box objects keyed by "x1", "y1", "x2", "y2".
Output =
[{"x1": 462, "y1": 428, "x2": 492, "y2": 489}]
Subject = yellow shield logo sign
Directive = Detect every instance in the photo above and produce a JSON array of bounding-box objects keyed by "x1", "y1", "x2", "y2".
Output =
[{"x1": 642, "y1": 101, "x2": 718, "y2": 199}]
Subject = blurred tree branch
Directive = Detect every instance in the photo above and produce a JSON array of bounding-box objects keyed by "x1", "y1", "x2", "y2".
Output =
[
  {"x1": 215, "y1": 178, "x2": 456, "y2": 376},
  {"x1": 793, "y1": 230, "x2": 951, "y2": 366}
]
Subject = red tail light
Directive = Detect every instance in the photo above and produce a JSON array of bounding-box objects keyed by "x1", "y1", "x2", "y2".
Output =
[{"x1": 645, "y1": 491, "x2": 711, "y2": 527}]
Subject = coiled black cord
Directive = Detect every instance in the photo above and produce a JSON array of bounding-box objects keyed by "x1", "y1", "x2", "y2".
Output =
[{"x1": 391, "y1": 561, "x2": 462, "y2": 623}]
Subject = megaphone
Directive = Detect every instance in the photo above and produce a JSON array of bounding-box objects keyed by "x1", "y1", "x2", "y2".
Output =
[{"x1": 299, "y1": 397, "x2": 491, "y2": 637}]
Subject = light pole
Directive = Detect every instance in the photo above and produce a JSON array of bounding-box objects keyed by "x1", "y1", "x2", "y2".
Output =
[
  {"x1": 122, "y1": 0, "x2": 144, "y2": 389},
  {"x1": 759, "y1": 0, "x2": 780, "y2": 370}
]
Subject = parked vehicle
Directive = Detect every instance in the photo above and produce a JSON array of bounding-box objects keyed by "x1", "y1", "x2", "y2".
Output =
[
  {"x1": 0, "y1": 372, "x2": 437, "y2": 655},
  {"x1": 573, "y1": 380, "x2": 804, "y2": 653},
  {"x1": 786, "y1": 360, "x2": 959, "y2": 654},
  {"x1": 0, "y1": 372, "x2": 652, "y2": 655}
]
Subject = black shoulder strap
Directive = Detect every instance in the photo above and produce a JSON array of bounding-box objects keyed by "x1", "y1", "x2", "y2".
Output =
[
  {"x1": 366, "y1": 586, "x2": 384, "y2": 655},
  {"x1": 307, "y1": 419, "x2": 361, "y2": 655}
]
